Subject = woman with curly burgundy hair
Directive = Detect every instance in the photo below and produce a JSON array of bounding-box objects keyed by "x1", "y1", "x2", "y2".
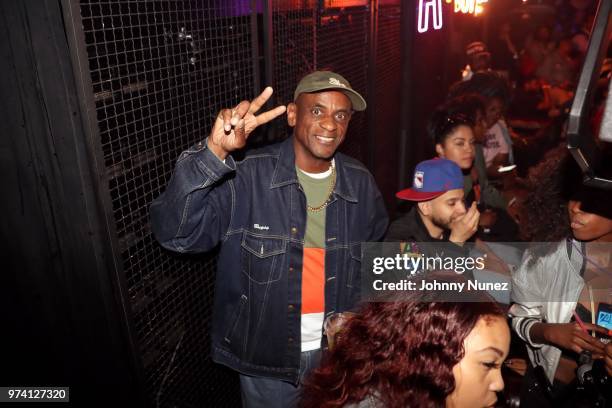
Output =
[{"x1": 301, "y1": 288, "x2": 510, "y2": 408}]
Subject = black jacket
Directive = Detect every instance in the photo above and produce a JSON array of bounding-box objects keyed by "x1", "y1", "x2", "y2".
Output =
[{"x1": 384, "y1": 205, "x2": 469, "y2": 260}]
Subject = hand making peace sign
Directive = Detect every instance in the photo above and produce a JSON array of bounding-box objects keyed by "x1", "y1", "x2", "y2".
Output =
[{"x1": 207, "y1": 87, "x2": 287, "y2": 160}]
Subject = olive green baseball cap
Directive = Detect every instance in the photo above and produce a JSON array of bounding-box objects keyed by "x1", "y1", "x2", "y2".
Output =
[{"x1": 293, "y1": 71, "x2": 367, "y2": 111}]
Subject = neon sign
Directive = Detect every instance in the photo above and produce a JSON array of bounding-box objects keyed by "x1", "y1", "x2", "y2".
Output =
[
  {"x1": 451, "y1": 0, "x2": 488, "y2": 16},
  {"x1": 417, "y1": 0, "x2": 443, "y2": 33},
  {"x1": 418, "y1": 0, "x2": 488, "y2": 33}
]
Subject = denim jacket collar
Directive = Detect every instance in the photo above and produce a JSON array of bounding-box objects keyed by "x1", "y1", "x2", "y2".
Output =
[{"x1": 270, "y1": 135, "x2": 358, "y2": 203}]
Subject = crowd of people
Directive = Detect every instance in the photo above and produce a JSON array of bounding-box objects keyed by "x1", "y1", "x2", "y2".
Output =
[
  {"x1": 463, "y1": 14, "x2": 596, "y2": 121},
  {"x1": 148, "y1": 5, "x2": 612, "y2": 407}
]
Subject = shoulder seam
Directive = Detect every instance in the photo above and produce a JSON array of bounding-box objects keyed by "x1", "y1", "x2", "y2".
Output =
[
  {"x1": 236, "y1": 152, "x2": 279, "y2": 166},
  {"x1": 343, "y1": 161, "x2": 370, "y2": 173}
]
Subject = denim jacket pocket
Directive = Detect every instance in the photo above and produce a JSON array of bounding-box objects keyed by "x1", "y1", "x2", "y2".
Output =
[
  {"x1": 241, "y1": 231, "x2": 287, "y2": 284},
  {"x1": 224, "y1": 294, "x2": 248, "y2": 346}
]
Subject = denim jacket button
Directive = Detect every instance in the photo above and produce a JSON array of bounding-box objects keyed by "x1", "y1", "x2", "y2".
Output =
[
  {"x1": 289, "y1": 266, "x2": 294, "y2": 272},
  {"x1": 291, "y1": 227, "x2": 297, "y2": 234},
  {"x1": 288, "y1": 337, "x2": 294, "y2": 343},
  {"x1": 288, "y1": 304, "x2": 294, "y2": 312}
]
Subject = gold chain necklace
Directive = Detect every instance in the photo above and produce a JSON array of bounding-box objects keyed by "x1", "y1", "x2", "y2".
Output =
[{"x1": 307, "y1": 164, "x2": 336, "y2": 213}]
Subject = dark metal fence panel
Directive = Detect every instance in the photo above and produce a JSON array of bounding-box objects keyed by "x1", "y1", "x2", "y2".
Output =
[
  {"x1": 271, "y1": 1, "x2": 316, "y2": 107},
  {"x1": 316, "y1": 4, "x2": 371, "y2": 163},
  {"x1": 77, "y1": 0, "x2": 253, "y2": 406},
  {"x1": 267, "y1": 1, "x2": 316, "y2": 142},
  {"x1": 269, "y1": 1, "x2": 372, "y2": 163},
  {"x1": 267, "y1": 0, "x2": 408, "y2": 208},
  {"x1": 373, "y1": 1, "x2": 402, "y2": 211},
  {"x1": 69, "y1": 0, "x2": 404, "y2": 405}
]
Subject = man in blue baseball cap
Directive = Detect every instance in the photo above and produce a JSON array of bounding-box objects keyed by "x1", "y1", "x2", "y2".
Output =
[{"x1": 386, "y1": 158, "x2": 480, "y2": 246}]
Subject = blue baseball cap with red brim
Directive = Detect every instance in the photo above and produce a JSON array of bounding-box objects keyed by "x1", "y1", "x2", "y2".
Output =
[{"x1": 396, "y1": 158, "x2": 464, "y2": 201}]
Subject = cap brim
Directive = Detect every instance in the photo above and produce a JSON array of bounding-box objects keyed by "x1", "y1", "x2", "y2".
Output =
[
  {"x1": 395, "y1": 189, "x2": 445, "y2": 201},
  {"x1": 469, "y1": 51, "x2": 491, "y2": 58},
  {"x1": 297, "y1": 86, "x2": 367, "y2": 111}
]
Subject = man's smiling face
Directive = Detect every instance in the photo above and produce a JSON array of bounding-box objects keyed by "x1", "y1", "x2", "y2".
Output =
[{"x1": 287, "y1": 90, "x2": 352, "y2": 172}]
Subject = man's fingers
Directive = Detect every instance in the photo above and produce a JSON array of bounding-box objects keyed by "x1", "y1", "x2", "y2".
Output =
[
  {"x1": 584, "y1": 337, "x2": 606, "y2": 351},
  {"x1": 465, "y1": 202, "x2": 478, "y2": 219},
  {"x1": 453, "y1": 213, "x2": 471, "y2": 228},
  {"x1": 221, "y1": 109, "x2": 232, "y2": 132},
  {"x1": 231, "y1": 100, "x2": 251, "y2": 126},
  {"x1": 466, "y1": 215, "x2": 479, "y2": 231},
  {"x1": 575, "y1": 331, "x2": 605, "y2": 351},
  {"x1": 572, "y1": 336, "x2": 594, "y2": 354},
  {"x1": 453, "y1": 213, "x2": 466, "y2": 224},
  {"x1": 583, "y1": 323, "x2": 610, "y2": 335},
  {"x1": 464, "y1": 204, "x2": 480, "y2": 227},
  {"x1": 256, "y1": 105, "x2": 287, "y2": 126},
  {"x1": 248, "y1": 86, "x2": 274, "y2": 114},
  {"x1": 578, "y1": 340, "x2": 605, "y2": 354},
  {"x1": 471, "y1": 211, "x2": 481, "y2": 228},
  {"x1": 234, "y1": 118, "x2": 246, "y2": 140},
  {"x1": 571, "y1": 344, "x2": 583, "y2": 354}
]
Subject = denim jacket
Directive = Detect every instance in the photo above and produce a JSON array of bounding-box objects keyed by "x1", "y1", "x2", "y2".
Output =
[{"x1": 150, "y1": 135, "x2": 388, "y2": 383}]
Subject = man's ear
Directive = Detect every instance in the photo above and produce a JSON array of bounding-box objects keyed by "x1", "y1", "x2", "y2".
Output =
[
  {"x1": 435, "y1": 143, "x2": 444, "y2": 157},
  {"x1": 287, "y1": 102, "x2": 297, "y2": 127},
  {"x1": 417, "y1": 201, "x2": 431, "y2": 216}
]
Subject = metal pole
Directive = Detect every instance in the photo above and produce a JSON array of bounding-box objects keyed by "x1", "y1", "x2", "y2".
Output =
[
  {"x1": 366, "y1": 0, "x2": 378, "y2": 173},
  {"x1": 398, "y1": 0, "x2": 415, "y2": 192},
  {"x1": 315, "y1": 0, "x2": 323, "y2": 70},
  {"x1": 262, "y1": 0, "x2": 274, "y2": 89},
  {"x1": 250, "y1": 0, "x2": 261, "y2": 96},
  {"x1": 262, "y1": 0, "x2": 276, "y2": 141}
]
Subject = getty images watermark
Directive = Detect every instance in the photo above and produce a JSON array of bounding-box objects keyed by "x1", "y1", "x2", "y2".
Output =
[{"x1": 360, "y1": 242, "x2": 515, "y2": 302}]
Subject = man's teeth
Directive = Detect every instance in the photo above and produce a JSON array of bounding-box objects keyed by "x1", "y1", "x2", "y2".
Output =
[{"x1": 316, "y1": 136, "x2": 334, "y2": 143}]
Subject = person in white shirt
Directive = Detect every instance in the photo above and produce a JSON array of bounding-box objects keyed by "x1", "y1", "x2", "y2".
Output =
[
  {"x1": 510, "y1": 157, "x2": 612, "y2": 406},
  {"x1": 483, "y1": 120, "x2": 509, "y2": 169}
]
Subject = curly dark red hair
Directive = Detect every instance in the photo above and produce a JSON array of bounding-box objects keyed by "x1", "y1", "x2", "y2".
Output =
[{"x1": 301, "y1": 291, "x2": 505, "y2": 408}]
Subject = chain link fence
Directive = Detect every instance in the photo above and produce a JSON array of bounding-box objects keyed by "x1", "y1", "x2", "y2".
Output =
[{"x1": 75, "y1": 0, "x2": 401, "y2": 405}]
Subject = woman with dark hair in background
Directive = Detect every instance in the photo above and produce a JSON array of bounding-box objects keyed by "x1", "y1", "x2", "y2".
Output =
[
  {"x1": 300, "y1": 282, "x2": 510, "y2": 408},
  {"x1": 430, "y1": 95, "x2": 508, "y2": 212},
  {"x1": 430, "y1": 96, "x2": 520, "y2": 243}
]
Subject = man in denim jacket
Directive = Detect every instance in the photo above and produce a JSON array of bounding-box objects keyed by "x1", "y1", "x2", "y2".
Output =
[{"x1": 150, "y1": 71, "x2": 388, "y2": 407}]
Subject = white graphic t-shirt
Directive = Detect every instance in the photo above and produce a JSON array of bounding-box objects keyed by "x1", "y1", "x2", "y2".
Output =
[{"x1": 483, "y1": 121, "x2": 509, "y2": 167}]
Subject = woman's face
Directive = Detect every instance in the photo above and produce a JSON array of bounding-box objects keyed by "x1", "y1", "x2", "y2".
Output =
[
  {"x1": 446, "y1": 316, "x2": 510, "y2": 408},
  {"x1": 484, "y1": 98, "x2": 504, "y2": 128},
  {"x1": 436, "y1": 125, "x2": 476, "y2": 170},
  {"x1": 568, "y1": 200, "x2": 612, "y2": 242}
]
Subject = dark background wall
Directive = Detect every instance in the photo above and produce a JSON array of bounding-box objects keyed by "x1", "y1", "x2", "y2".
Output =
[{"x1": 0, "y1": 0, "x2": 142, "y2": 403}]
